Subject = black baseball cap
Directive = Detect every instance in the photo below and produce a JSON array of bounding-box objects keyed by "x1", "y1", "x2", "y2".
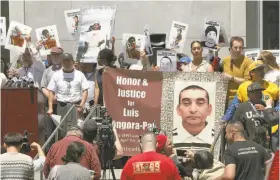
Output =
[
  {"x1": 62, "y1": 53, "x2": 74, "y2": 61},
  {"x1": 247, "y1": 82, "x2": 265, "y2": 93}
]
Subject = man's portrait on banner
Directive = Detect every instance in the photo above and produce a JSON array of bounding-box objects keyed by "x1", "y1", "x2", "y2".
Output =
[
  {"x1": 173, "y1": 81, "x2": 216, "y2": 151},
  {"x1": 40, "y1": 29, "x2": 57, "y2": 49}
]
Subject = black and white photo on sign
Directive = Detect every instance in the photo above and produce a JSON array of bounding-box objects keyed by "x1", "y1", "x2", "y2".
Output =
[
  {"x1": 172, "y1": 81, "x2": 216, "y2": 151},
  {"x1": 64, "y1": 9, "x2": 81, "y2": 36},
  {"x1": 76, "y1": 7, "x2": 116, "y2": 63},
  {"x1": 157, "y1": 50, "x2": 177, "y2": 72},
  {"x1": 35, "y1": 25, "x2": 60, "y2": 56},
  {"x1": 143, "y1": 25, "x2": 153, "y2": 56},
  {"x1": 4, "y1": 21, "x2": 32, "y2": 53},
  {"x1": 167, "y1": 20, "x2": 188, "y2": 53},
  {"x1": 0, "y1": 17, "x2": 6, "y2": 45},
  {"x1": 244, "y1": 49, "x2": 260, "y2": 61},
  {"x1": 122, "y1": 33, "x2": 146, "y2": 64},
  {"x1": 201, "y1": 20, "x2": 220, "y2": 49}
]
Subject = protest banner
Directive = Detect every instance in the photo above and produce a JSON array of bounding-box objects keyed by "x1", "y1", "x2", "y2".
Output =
[
  {"x1": 103, "y1": 68, "x2": 163, "y2": 156},
  {"x1": 167, "y1": 20, "x2": 188, "y2": 53},
  {"x1": 4, "y1": 21, "x2": 32, "y2": 53},
  {"x1": 103, "y1": 69, "x2": 228, "y2": 159}
]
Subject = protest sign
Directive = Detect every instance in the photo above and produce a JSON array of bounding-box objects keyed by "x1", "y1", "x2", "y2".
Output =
[
  {"x1": 76, "y1": 6, "x2": 117, "y2": 63},
  {"x1": 122, "y1": 33, "x2": 146, "y2": 65},
  {"x1": 103, "y1": 69, "x2": 228, "y2": 159},
  {"x1": 167, "y1": 20, "x2": 188, "y2": 53},
  {"x1": 157, "y1": 50, "x2": 177, "y2": 72},
  {"x1": 201, "y1": 20, "x2": 221, "y2": 49},
  {"x1": 0, "y1": 17, "x2": 6, "y2": 46},
  {"x1": 143, "y1": 25, "x2": 153, "y2": 56},
  {"x1": 35, "y1": 25, "x2": 60, "y2": 56},
  {"x1": 5, "y1": 21, "x2": 32, "y2": 53},
  {"x1": 64, "y1": 9, "x2": 81, "y2": 36}
]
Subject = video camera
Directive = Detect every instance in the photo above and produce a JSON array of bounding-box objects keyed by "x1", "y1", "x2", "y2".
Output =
[
  {"x1": 20, "y1": 130, "x2": 32, "y2": 154},
  {"x1": 96, "y1": 107, "x2": 116, "y2": 169}
]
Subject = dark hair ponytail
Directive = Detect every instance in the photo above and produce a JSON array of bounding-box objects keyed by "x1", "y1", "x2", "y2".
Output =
[{"x1": 61, "y1": 141, "x2": 85, "y2": 164}]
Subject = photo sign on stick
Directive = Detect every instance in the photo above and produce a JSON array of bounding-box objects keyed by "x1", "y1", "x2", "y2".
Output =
[{"x1": 103, "y1": 68, "x2": 163, "y2": 156}]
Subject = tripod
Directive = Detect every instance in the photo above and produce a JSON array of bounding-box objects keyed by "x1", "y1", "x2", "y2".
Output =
[{"x1": 99, "y1": 143, "x2": 116, "y2": 180}]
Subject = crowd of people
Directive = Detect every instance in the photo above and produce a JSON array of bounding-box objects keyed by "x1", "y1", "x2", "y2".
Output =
[{"x1": 0, "y1": 34, "x2": 279, "y2": 180}]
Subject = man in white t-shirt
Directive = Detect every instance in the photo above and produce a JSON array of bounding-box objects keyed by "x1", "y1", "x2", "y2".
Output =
[{"x1": 47, "y1": 53, "x2": 89, "y2": 139}]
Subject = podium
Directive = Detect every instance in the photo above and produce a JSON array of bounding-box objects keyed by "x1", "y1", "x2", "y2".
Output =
[{"x1": 1, "y1": 88, "x2": 46, "y2": 157}]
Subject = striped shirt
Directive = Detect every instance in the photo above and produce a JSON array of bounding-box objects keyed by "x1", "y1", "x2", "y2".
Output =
[{"x1": 0, "y1": 152, "x2": 34, "y2": 180}]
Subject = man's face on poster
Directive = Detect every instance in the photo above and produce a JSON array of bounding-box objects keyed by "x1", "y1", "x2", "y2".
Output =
[
  {"x1": 160, "y1": 57, "x2": 172, "y2": 71},
  {"x1": 93, "y1": 23, "x2": 100, "y2": 30},
  {"x1": 206, "y1": 31, "x2": 217, "y2": 44},
  {"x1": 177, "y1": 88, "x2": 212, "y2": 127},
  {"x1": 74, "y1": 16, "x2": 78, "y2": 23}
]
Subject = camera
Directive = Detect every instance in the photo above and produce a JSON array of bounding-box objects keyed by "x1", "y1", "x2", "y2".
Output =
[
  {"x1": 20, "y1": 130, "x2": 32, "y2": 154},
  {"x1": 96, "y1": 107, "x2": 116, "y2": 169}
]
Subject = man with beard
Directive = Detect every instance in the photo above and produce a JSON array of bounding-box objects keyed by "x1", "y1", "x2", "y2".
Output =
[{"x1": 215, "y1": 121, "x2": 270, "y2": 180}]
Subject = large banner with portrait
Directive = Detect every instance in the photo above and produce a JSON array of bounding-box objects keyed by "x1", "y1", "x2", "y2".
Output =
[
  {"x1": 103, "y1": 69, "x2": 228, "y2": 158},
  {"x1": 75, "y1": 6, "x2": 117, "y2": 63}
]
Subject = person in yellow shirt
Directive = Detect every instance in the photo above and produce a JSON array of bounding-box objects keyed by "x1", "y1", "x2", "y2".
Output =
[
  {"x1": 222, "y1": 60, "x2": 279, "y2": 121},
  {"x1": 221, "y1": 36, "x2": 254, "y2": 105}
]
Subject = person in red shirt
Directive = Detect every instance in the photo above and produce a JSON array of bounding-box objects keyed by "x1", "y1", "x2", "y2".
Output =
[
  {"x1": 121, "y1": 132, "x2": 181, "y2": 180},
  {"x1": 43, "y1": 126, "x2": 101, "y2": 179}
]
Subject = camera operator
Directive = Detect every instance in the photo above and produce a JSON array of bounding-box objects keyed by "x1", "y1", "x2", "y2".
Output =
[
  {"x1": 81, "y1": 119, "x2": 123, "y2": 160},
  {"x1": 0, "y1": 133, "x2": 34, "y2": 179}
]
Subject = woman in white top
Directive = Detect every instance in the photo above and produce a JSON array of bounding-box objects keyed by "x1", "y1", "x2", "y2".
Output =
[
  {"x1": 258, "y1": 50, "x2": 280, "y2": 83},
  {"x1": 182, "y1": 41, "x2": 214, "y2": 72}
]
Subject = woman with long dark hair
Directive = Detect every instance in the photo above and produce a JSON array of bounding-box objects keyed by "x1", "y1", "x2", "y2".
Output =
[{"x1": 47, "y1": 141, "x2": 92, "y2": 180}]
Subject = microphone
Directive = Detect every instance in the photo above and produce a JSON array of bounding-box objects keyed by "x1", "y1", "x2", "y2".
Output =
[
  {"x1": 4, "y1": 77, "x2": 18, "y2": 88},
  {"x1": 16, "y1": 79, "x2": 23, "y2": 88}
]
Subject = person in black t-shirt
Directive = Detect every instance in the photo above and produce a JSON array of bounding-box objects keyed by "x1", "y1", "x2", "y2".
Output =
[
  {"x1": 215, "y1": 121, "x2": 270, "y2": 180},
  {"x1": 232, "y1": 82, "x2": 271, "y2": 147}
]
